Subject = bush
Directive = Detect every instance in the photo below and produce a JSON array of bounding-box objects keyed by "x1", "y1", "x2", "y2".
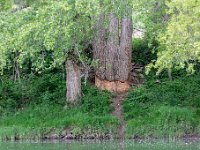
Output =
[
  {"x1": 123, "y1": 74, "x2": 200, "y2": 137},
  {"x1": 132, "y1": 38, "x2": 157, "y2": 65},
  {"x1": 81, "y1": 85, "x2": 112, "y2": 115},
  {"x1": 0, "y1": 81, "x2": 118, "y2": 138},
  {"x1": 0, "y1": 73, "x2": 66, "y2": 115}
]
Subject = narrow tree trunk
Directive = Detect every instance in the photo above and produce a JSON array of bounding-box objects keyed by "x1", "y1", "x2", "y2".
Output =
[
  {"x1": 14, "y1": 61, "x2": 20, "y2": 81},
  {"x1": 168, "y1": 69, "x2": 172, "y2": 81},
  {"x1": 13, "y1": 51, "x2": 21, "y2": 82},
  {"x1": 66, "y1": 60, "x2": 81, "y2": 104}
]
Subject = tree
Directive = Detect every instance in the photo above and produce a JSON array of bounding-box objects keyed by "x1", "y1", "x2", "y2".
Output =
[
  {"x1": 93, "y1": 0, "x2": 133, "y2": 93},
  {"x1": 0, "y1": 0, "x2": 98, "y2": 104},
  {"x1": 146, "y1": 0, "x2": 200, "y2": 75}
]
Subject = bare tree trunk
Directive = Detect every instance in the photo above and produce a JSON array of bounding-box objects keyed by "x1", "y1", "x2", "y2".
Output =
[
  {"x1": 93, "y1": 13, "x2": 106, "y2": 80},
  {"x1": 119, "y1": 17, "x2": 133, "y2": 81},
  {"x1": 14, "y1": 61, "x2": 20, "y2": 81},
  {"x1": 168, "y1": 69, "x2": 172, "y2": 81},
  {"x1": 106, "y1": 13, "x2": 119, "y2": 81},
  {"x1": 66, "y1": 60, "x2": 81, "y2": 104},
  {"x1": 94, "y1": 10, "x2": 133, "y2": 93},
  {"x1": 13, "y1": 51, "x2": 21, "y2": 82}
]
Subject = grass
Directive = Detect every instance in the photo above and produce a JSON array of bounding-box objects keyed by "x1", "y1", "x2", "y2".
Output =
[
  {"x1": 2, "y1": 72, "x2": 200, "y2": 139},
  {"x1": 0, "y1": 75, "x2": 118, "y2": 139},
  {"x1": 123, "y1": 74, "x2": 200, "y2": 138},
  {"x1": 0, "y1": 104, "x2": 118, "y2": 139}
]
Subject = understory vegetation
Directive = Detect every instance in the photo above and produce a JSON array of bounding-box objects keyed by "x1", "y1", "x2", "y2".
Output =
[
  {"x1": 2, "y1": 70, "x2": 200, "y2": 139},
  {"x1": 123, "y1": 73, "x2": 200, "y2": 138},
  {"x1": 0, "y1": 0, "x2": 199, "y2": 140},
  {"x1": 0, "y1": 74, "x2": 118, "y2": 139}
]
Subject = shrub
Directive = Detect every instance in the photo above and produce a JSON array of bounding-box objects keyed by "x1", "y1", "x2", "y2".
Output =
[{"x1": 124, "y1": 74, "x2": 200, "y2": 137}]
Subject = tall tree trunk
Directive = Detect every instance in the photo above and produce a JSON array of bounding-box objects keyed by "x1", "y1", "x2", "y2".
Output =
[
  {"x1": 66, "y1": 60, "x2": 81, "y2": 104},
  {"x1": 13, "y1": 51, "x2": 21, "y2": 82},
  {"x1": 93, "y1": 13, "x2": 106, "y2": 80},
  {"x1": 106, "y1": 13, "x2": 119, "y2": 81},
  {"x1": 94, "y1": 10, "x2": 133, "y2": 93},
  {"x1": 119, "y1": 17, "x2": 133, "y2": 81}
]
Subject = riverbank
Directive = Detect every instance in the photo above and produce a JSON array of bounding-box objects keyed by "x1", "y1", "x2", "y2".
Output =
[
  {"x1": 2, "y1": 139, "x2": 200, "y2": 150},
  {"x1": 123, "y1": 74, "x2": 200, "y2": 139},
  {"x1": 0, "y1": 77, "x2": 118, "y2": 141},
  {"x1": 1, "y1": 74, "x2": 200, "y2": 140}
]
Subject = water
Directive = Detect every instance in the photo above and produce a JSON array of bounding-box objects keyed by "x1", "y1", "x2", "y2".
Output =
[{"x1": 1, "y1": 140, "x2": 200, "y2": 150}]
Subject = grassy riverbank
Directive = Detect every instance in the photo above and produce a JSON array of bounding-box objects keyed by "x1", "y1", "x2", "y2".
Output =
[
  {"x1": 123, "y1": 74, "x2": 200, "y2": 139},
  {"x1": 0, "y1": 74, "x2": 118, "y2": 140},
  {"x1": 0, "y1": 104, "x2": 118, "y2": 140},
  {"x1": 1, "y1": 73, "x2": 200, "y2": 140}
]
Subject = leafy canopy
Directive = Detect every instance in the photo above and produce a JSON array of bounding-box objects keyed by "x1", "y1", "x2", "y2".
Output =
[
  {"x1": 0, "y1": 0, "x2": 99, "y2": 73},
  {"x1": 146, "y1": 0, "x2": 200, "y2": 75}
]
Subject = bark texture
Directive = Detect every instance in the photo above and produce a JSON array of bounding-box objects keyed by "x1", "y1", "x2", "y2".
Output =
[
  {"x1": 119, "y1": 17, "x2": 133, "y2": 81},
  {"x1": 66, "y1": 60, "x2": 81, "y2": 103},
  {"x1": 94, "y1": 12, "x2": 133, "y2": 93},
  {"x1": 13, "y1": 51, "x2": 21, "y2": 82},
  {"x1": 93, "y1": 13, "x2": 106, "y2": 80},
  {"x1": 106, "y1": 13, "x2": 119, "y2": 81}
]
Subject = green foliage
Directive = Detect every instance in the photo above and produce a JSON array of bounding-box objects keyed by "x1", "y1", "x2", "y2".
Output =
[
  {"x1": 81, "y1": 85, "x2": 112, "y2": 115},
  {"x1": 132, "y1": 0, "x2": 167, "y2": 42},
  {"x1": 0, "y1": 104, "x2": 117, "y2": 130},
  {"x1": 1, "y1": 0, "x2": 200, "y2": 139},
  {"x1": 0, "y1": 103, "x2": 118, "y2": 138},
  {"x1": 0, "y1": 0, "x2": 98, "y2": 74},
  {"x1": 132, "y1": 0, "x2": 168, "y2": 71},
  {"x1": 0, "y1": 73, "x2": 66, "y2": 114},
  {"x1": 0, "y1": 77, "x2": 118, "y2": 138},
  {"x1": 132, "y1": 38, "x2": 157, "y2": 65},
  {"x1": 0, "y1": 0, "x2": 12, "y2": 11},
  {"x1": 147, "y1": 0, "x2": 200, "y2": 75},
  {"x1": 123, "y1": 74, "x2": 200, "y2": 137}
]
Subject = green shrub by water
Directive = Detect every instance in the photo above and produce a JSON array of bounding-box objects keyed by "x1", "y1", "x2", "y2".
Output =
[
  {"x1": 132, "y1": 38, "x2": 157, "y2": 65},
  {"x1": 123, "y1": 74, "x2": 200, "y2": 138},
  {"x1": 0, "y1": 73, "x2": 66, "y2": 114},
  {"x1": 2, "y1": 72, "x2": 200, "y2": 139},
  {"x1": 0, "y1": 74, "x2": 118, "y2": 138}
]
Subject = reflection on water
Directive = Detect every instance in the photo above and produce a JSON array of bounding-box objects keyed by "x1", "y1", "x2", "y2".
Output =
[{"x1": 1, "y1": 140, "x2": 200, "y2": 150}]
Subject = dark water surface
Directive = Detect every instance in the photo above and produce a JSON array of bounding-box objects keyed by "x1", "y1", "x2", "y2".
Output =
[{"x1": 1, "y1": 140, "x2": 200, "y2": 150}]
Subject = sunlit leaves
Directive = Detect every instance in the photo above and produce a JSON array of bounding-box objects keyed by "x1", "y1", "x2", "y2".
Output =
[
  {"x1": 147, "y1": 0, "x2": 200, "y2": 74},
  {"x1": 0, "y1": 0, "x2": 98, "y2": 73},
  {"x1": 0, "y1": 0, "x2": 12, "y2": 11}
]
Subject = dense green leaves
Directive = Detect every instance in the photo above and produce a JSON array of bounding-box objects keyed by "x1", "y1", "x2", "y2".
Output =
[
  {"x1": 147, "y1": 0, "x2": 200, "y2": 75},
  {"x1": 0, "y1": 0, "x2": 12, "y2": 11},
  {"x1": 123, "y1": 74, "x2": 200, "y2": 137},
  {"x1": 0, "y1": 0, "x2": 98, "y2": 73},
  {"x1": 0, "y1": 0, "x2": 200, "y2": 139}
]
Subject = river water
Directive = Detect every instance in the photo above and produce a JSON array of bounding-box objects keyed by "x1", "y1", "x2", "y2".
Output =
[{"x1": 1, "y1": 140, "x2": 200, "y2": 150}]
